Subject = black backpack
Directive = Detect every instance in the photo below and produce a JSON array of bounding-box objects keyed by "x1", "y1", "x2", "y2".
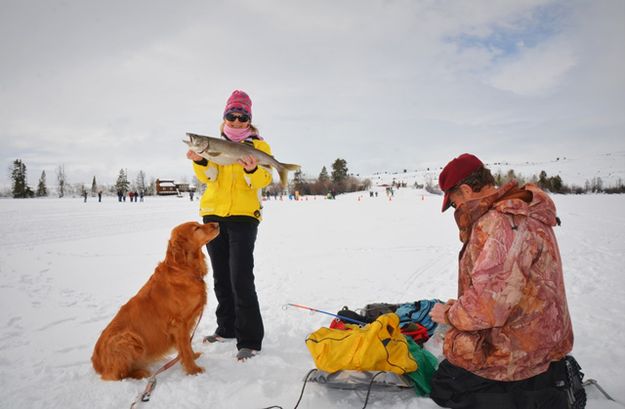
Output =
[{"x1": 558, "y1": 355, "x2": 586, "y2": 409}]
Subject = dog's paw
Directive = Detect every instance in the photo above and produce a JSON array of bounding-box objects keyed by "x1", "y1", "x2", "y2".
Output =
[
  {"x1": 128, "y1": 368, "x2": 151, "y2": 379},
  {"x1": 185, "y1": 365, "x2": 205, "y2": 375}
]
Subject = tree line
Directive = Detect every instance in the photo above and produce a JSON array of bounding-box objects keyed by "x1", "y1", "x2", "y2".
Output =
[
  {"x1": 7, "y1": 158, "x2": 625, "y2": 199},
  {"x1": 493, "y1": 169, "x2": 625, "y2": 194},
  {"x1": 264, "y1": 158, "x2": 371, "y2": 197},
  {"x1": 7, "y1": 159, "x2": 160, "y2": 199}
]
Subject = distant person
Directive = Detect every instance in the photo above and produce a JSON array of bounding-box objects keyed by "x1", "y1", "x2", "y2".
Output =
[
  {"x1": 189, "y1": 190, "x2": 194, "y2": 201},
  {"x1": 134, "y1": 191, "x2": 138, "y2": 202},
  {"x1": 139, "y1": 191, "x2": 144, "y2": 202},
  {"x1": 83, "y1": 190, "x2": 88, "y2": 203},
  {"x1": 98, "y1": 191, "x2": 102, "y2": 202},
  {"x1": 128, "y1": 191, "x2": 134, "y2": 202},
  {"x1": 186, "y1": 90, "x2": 273, "y2": 361},
  {"x1": 429, "y1": 153, "x2": 584, "y2": 408}
]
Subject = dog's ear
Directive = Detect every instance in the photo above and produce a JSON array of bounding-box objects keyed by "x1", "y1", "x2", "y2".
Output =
[
  {"x1": 166, "y1": 238, "x2": 178, "y2": 263},
  {"x1": 167, "y1": 226, "x2": 205, "y2": 266},
  {"x1": 167, "y1": 233, "x2": 188, "y2": 264}
]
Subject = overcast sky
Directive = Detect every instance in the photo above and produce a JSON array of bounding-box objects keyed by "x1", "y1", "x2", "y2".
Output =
[{"x1": 1, "y1": 0, "x2": 624, "y2": 190}]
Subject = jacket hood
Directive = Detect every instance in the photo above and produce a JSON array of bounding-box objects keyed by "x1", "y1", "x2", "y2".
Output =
[
  {"x1": 454, "y1": 181, "x2": 557, "y2": 243},
  {"x1": 493, "y1": 182, "x2": 558, "y2": 227}
]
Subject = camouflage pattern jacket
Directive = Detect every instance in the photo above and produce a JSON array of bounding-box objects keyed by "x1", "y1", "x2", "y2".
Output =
[{"x1": 444, "y1": 181, "x2": 574, "y2": 381}]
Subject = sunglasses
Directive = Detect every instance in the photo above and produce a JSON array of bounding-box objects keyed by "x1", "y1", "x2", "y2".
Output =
[
  {"x1": 225, "y1": 113, "x2": 250, "y2": 123},
  {"x1": 448, "y1": 186, "x2": 459, "y2": 209}
]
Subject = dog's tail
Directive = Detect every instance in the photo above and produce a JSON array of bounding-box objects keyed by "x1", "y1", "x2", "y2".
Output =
[{"x1": 92, "y1": 331, "x2": 146, "y2": 380}]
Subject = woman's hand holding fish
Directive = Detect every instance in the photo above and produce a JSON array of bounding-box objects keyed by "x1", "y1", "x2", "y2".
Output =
[
  {"x1": 186, "y1": 150, "x2": 203, "y2": 161},
  {"x1": 238, "y1": 155, "x2": 258, "y2": 172}
]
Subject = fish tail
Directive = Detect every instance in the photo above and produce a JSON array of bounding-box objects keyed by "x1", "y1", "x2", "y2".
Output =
[
  {"x1": 281, "y1": 163, "x2": 301, "y2": 172},
  {"x1": 278, "y1": 169, "x2": 289, "y2": 188},
  {"x1": 277, "y1": 163, "x2": 301, "y2": 187}
]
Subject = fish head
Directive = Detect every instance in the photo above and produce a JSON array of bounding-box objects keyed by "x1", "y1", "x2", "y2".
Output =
[{"x1": 184, "y1": 133, "x2": 209, "y2": 153}]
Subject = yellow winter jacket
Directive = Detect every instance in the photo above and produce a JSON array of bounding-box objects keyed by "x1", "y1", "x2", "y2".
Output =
[{"x1": 192, "y1": 138, "x2": 273, "y2": 221}]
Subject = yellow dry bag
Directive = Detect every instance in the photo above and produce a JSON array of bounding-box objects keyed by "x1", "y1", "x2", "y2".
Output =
[{"x1": 305, "y1": 313, "x2": 417, "y2": 374}]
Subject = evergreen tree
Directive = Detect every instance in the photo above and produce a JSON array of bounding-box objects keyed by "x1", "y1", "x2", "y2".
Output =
[
  {"x1": 549, "y1": 175, "x2": 563, "y2": 193},
  {"x1": 11, "y1": 159, "x2": 33, "y2": 198},
  {"x1": 115, "y1": 169, "x2": 130, "y2": 193},
  {"x1": 331, "y1": 158, "x2": 348, "y2": 184},
  {"x1": 538, "y1": 171, "x2": 549, "y2": 190},
  {"x1": 493, "y1": 170, "x2": 504, "y2": 186},
  {"x1": 318, "y1": 166, "x2": 329, "y2": 183},
  {"x1": 293, "y1": 169, "x2": 307, "y2": 194},
  {"x1": 506, "y1": 169, "x2": 516, "y2": 183},
  {"x1": 91, "y1": 176, "x2": 97, "y2": 196},
  {"x1": 317, "y1": 166, "x2": 331, "y2": 194},
  {"x1": 56, "y1": 165, "x2": 66, "y2": 198},
  {"x1": 36, "y1": 170, "x2": 48, "y2": 197},
  {"x1": 330, "y1": 159, "x2": 349, "y2": 194}
]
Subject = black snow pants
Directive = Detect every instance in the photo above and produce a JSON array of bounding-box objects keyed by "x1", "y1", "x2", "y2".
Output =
[
  {"x1": 430, "y1": 357, "x2": 586, "y2": 409},
  {"x1": 204, "y1": 217, "x2": 264, "y2": 351}
]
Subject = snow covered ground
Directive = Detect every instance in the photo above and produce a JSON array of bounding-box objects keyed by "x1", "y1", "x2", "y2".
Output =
[{"x1": 1, "y1": 190, "x2": 624, "y2": 409}]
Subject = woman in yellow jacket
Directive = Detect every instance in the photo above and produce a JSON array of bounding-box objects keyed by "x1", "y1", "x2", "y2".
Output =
[{"x1": 186, "y1": 90, "x2": 272, "y2": 361}]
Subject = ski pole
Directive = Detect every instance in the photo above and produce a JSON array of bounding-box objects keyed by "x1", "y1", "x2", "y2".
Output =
[
  {"x1": 285, "y1": 303, "x2": 367, "y2": 325},
  {"x1": 584, "y1": 379, "x2": 616, "y2": 402}
]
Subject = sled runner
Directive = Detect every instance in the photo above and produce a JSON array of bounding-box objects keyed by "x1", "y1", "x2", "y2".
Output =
[{"x1": 307, "y1": 369, "x2": 414, "y2": 391}]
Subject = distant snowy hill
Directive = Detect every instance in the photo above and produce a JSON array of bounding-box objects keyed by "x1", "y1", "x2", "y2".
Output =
[{"x1": 363, "y1": 151, "x2": 625, "y2": 189}]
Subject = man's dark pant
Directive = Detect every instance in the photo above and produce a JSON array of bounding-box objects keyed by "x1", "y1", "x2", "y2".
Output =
[
  {"x1": 204, "y1": 219, "x2": 264, "y2": 351},
  {"x1": 430, "y1": 358, "x2": 581, "y2": 409}
]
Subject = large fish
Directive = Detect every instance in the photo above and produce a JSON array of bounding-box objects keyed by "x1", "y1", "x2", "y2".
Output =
[{"x1": 183, "y1": 132, "x2": 300, "y2": 187}]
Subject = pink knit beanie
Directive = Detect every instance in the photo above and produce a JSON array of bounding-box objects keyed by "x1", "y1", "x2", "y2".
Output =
[{"x1": 223, "y1": 90, "x2": 252, "y2": 119}]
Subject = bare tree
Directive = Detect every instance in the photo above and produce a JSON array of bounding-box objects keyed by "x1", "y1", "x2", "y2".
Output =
[
  {"x1": 147, "y1": 177, "x2": 156, "y2": 195},
  {"x1": 56, "y1": 165, "x2": 66, "y2": 198},
  {"x1": 135, "y1": 170, "x2": 147, "y2": 194}
]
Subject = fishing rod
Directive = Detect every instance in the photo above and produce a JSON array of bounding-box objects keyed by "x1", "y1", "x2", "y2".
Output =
[
  {"x1": 284, "y1": 303, "x2": 368, "y2": 326},
  {"x1": 285, "y1": 303, "x2": 431, "y2": 341}
]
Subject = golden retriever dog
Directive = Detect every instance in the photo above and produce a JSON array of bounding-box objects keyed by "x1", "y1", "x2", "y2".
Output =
[{"x1": 91, "y1": 221, "x2": 219, "y2": 380}]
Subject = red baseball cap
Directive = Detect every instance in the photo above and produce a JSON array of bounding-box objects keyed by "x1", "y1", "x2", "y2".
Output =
[{"x1": 438, "y1": 153, "x2": 483, "y2": 212}]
